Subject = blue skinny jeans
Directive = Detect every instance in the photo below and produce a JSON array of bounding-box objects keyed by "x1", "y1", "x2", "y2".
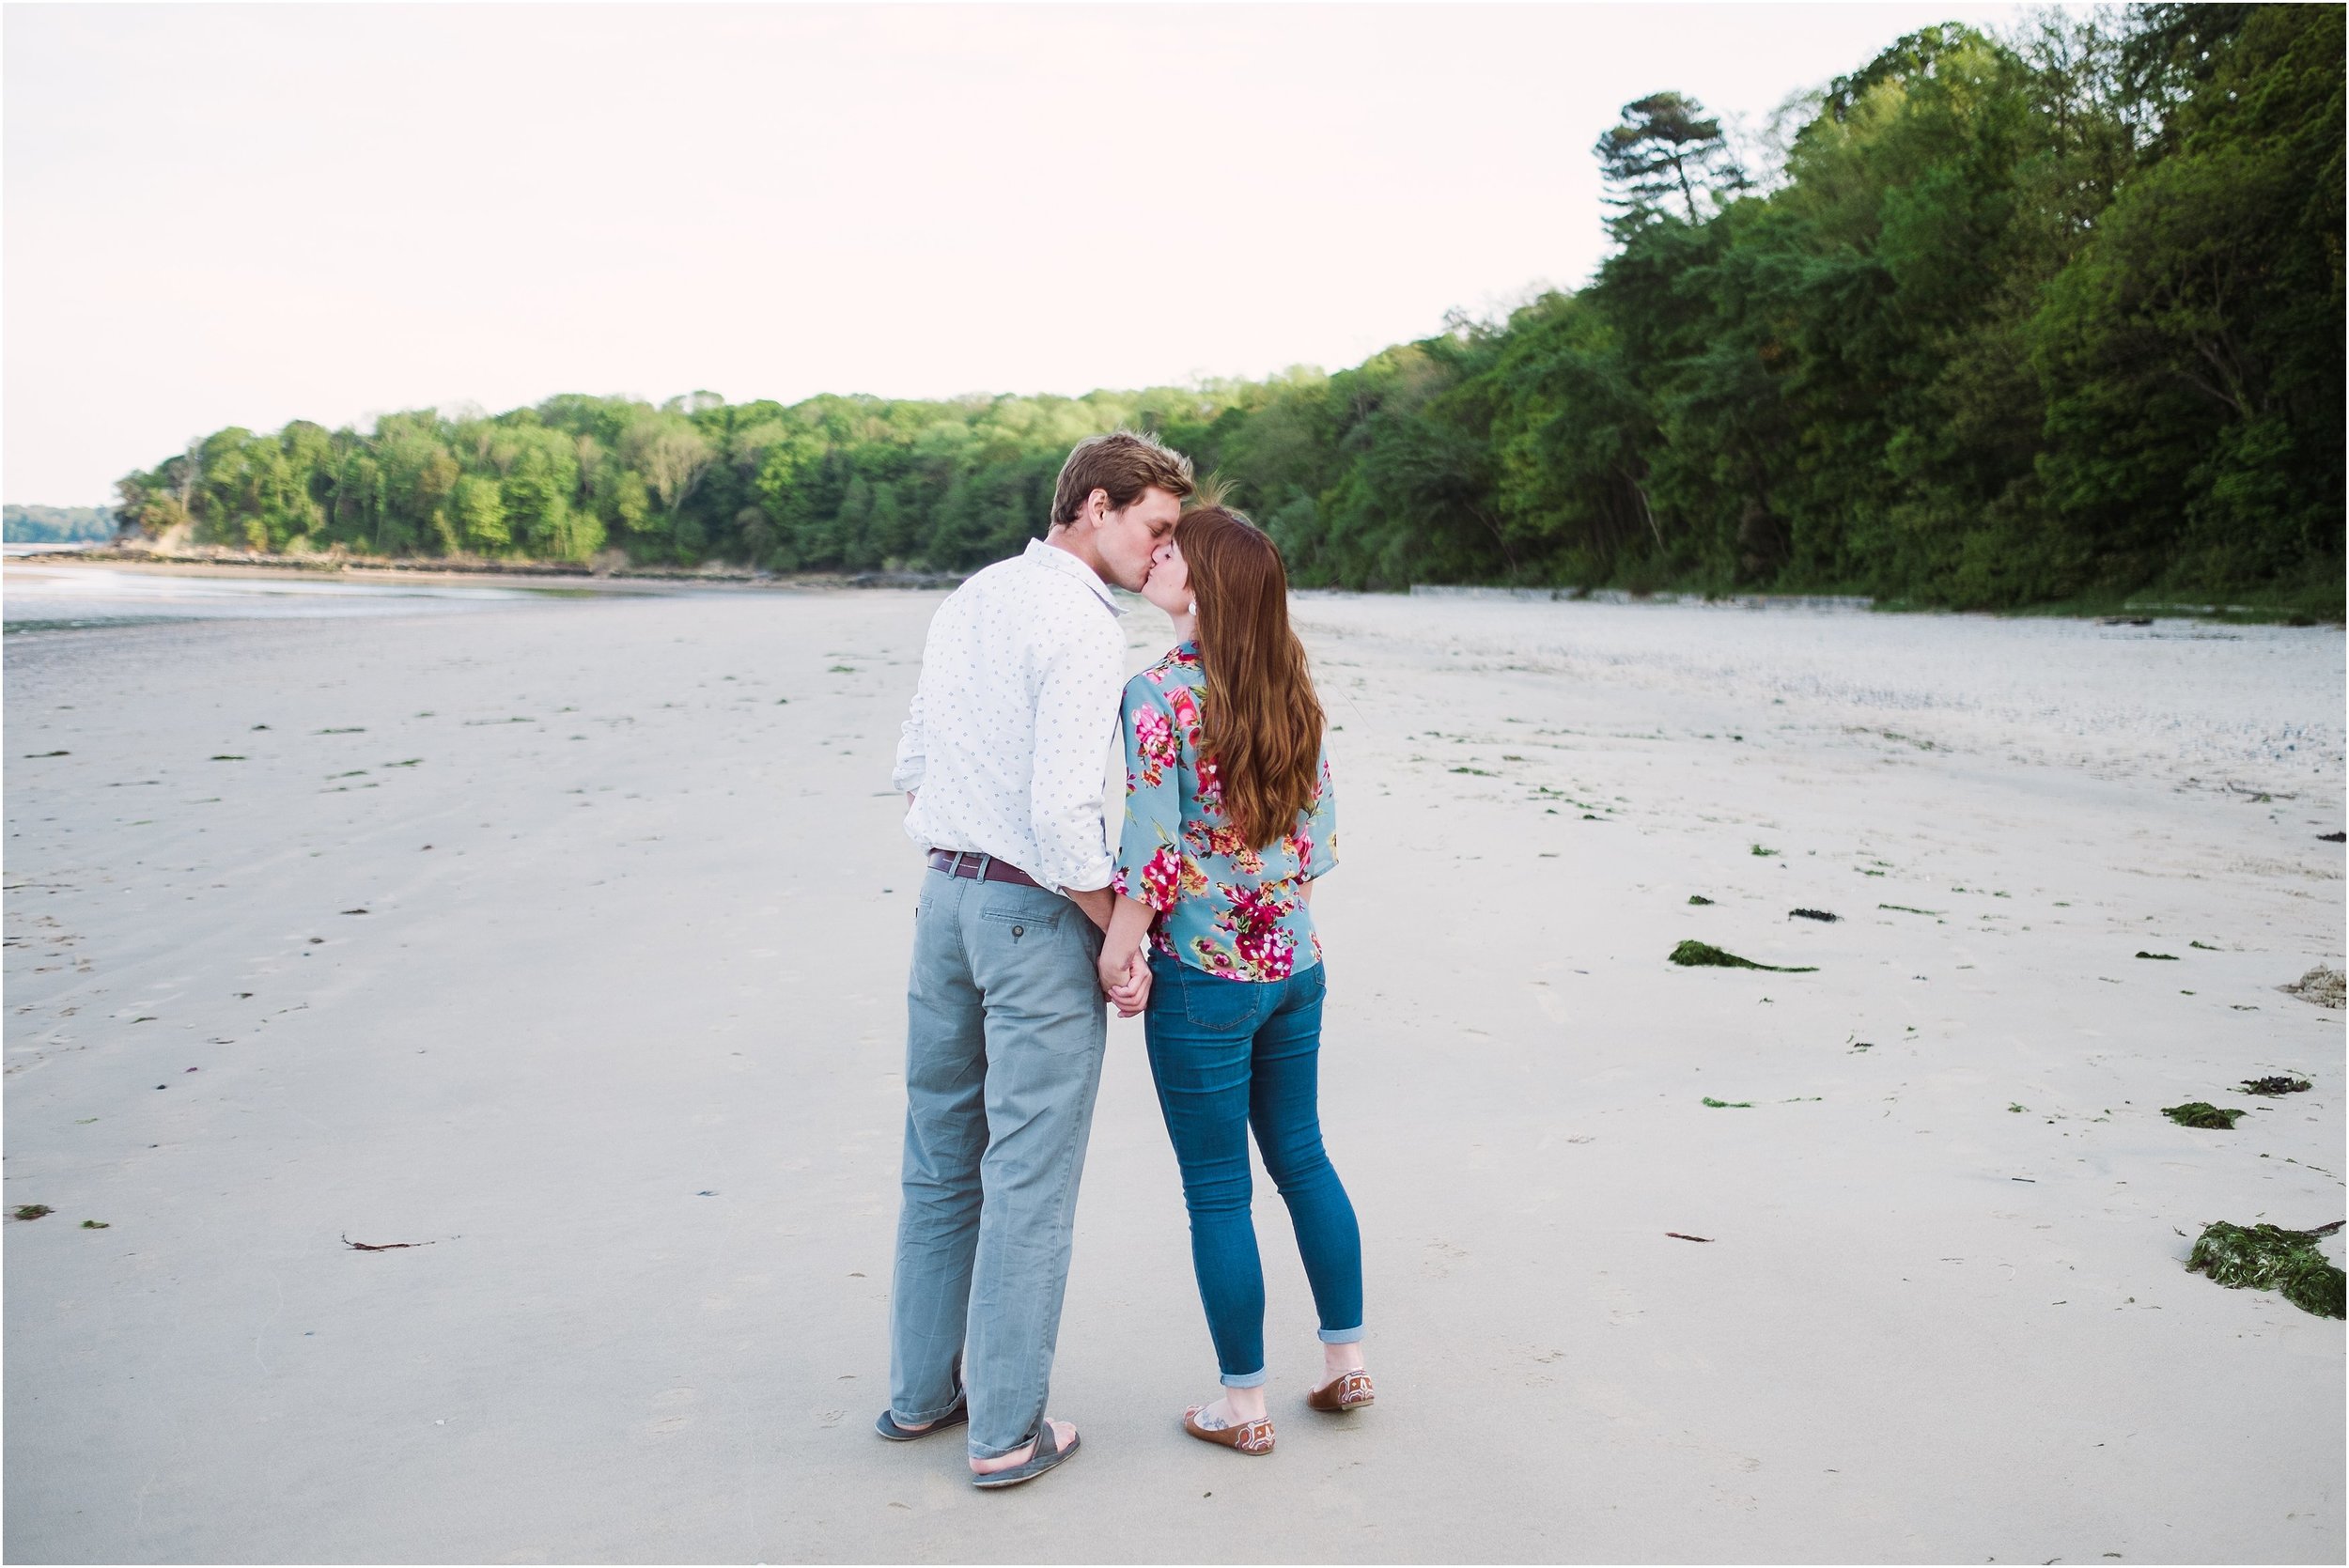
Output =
[{"x1": 1143, "y1": 952, "x2": 1363, "y2": 1388}]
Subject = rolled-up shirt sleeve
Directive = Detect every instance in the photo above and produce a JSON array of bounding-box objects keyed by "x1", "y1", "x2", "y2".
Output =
[{"x1": 1025, "y1": 612, "x2": 1126, "y2": 893}]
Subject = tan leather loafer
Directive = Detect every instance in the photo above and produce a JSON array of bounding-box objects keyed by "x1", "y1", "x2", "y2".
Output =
[
  {"x1": 1306, "y1": 1370, "x2": 1375, "y2": 1412},
  {"x1": 1182, "y1": 1405, "x2": 1275, "y2": 1454}
]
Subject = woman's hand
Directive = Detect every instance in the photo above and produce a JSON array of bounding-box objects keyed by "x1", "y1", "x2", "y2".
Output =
[
  {"x1": 1097, "y1": 893, "x2": 1160, "y2": 1018},
  {"x1": 1100, "y1": 944, "x2": 1151, "y2": 1017},
  {"x1": 1095, "y1": 939, "x2": 1130, "y2": 996}
]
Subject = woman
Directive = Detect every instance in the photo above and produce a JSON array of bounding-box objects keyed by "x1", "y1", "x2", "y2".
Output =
[{"x1": 1095, "y1": 504, "x2": 1373, "y2": 1458}]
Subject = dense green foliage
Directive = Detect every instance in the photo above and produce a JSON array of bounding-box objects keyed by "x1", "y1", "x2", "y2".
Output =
[
  {"x1": 115, "y1": 6, "x2": 2341, "y2": 611},
  {"x1": 116, "y1": 388, "x2": 1235, "y2": 572},
  {"x1": 5, "y1": 505, "x2": 116, "y2": 544}
]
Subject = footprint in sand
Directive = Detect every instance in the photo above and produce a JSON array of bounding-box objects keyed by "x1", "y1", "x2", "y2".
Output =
[{"x1": 1423, "y1": 1239, "x2": 1468, "y2": 1278}]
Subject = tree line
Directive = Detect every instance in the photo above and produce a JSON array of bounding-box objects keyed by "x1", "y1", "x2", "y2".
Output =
[
  {"x1": 6, "y1": 505, "x2": 117, "y2": 544},
  {"x1": 115, "y1": 5, "x2": 2341, "y2": 613}
]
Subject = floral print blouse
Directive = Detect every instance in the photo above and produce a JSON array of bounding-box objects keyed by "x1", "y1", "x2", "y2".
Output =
[{"x1": 1112, "y1": 643, "x2": 1338, "y2": 981}]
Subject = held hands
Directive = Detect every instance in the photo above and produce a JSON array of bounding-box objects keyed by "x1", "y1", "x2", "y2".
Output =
[
  {"x1": 1084, "y1": 889, "x2": 1157, "y2": 1019},
  {"x1": 1097, "y1": 939, "x2": 1151, "y2": 1018}
]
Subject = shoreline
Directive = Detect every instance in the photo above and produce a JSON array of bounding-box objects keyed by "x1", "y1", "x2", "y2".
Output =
[{"x1": 10, "y1": 543, "x2": 2338, "y2": 625}]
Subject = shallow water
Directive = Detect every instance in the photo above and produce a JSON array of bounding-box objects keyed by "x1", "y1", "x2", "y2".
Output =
[{"x1": 0, "y1": 561, "x2": 630, "y2": 630}]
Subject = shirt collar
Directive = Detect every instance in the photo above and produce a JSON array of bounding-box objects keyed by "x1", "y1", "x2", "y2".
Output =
[{"x1": 1023, "y1": 536, "x2": 1119, "y2": 613}]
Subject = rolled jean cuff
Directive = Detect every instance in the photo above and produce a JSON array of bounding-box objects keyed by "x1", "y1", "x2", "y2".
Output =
[
  {"x1": 968, "y1": 1436, "x2": 1030, "y2": 1461},
  {"x1": 1220, "y1": 1367, "x2": 1268, "y2": 1389},
  {"x1": 895, "y1": 1396, "x2": 962, "y2": 1425},
  {"x1": 1317, "y1": 1326, "x2": 1364, "y2": 1344}
]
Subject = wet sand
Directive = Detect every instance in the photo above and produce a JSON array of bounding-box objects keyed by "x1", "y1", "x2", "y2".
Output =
[{"x1": 5, "y1": 589, "x2": 2341, "y2": 1562}]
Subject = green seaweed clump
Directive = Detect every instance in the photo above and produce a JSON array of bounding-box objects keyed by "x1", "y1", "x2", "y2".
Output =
[
  {"x1": 1669, "y1": 940, "x2": 1817, "y2": 973},
  {"x1": 1701, "y1": 1096, "x2": 1753, "y2": 1109},
  {"x1": 1688, "y1": 894, "x2": 1715, "y2": 906},
  {"x1": 2136, "y1": 951, "x2": 2179, "y2": 960},
  {"x1": 2163, "y1": 1101, "x2": 2245, "y2": 1128},
  {"x1": 11, "y1": 1204, "x2": 52, "y2": 1221},
  {"x1": 2186, "y1": 1220, "x2": 2346, "y2": 1318},
  {"x1": 2238, "y1": 1076, "x2": 2312, "y2": 1096}
]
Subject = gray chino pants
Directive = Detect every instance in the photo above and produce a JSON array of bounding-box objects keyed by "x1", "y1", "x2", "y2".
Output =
[{"x1": 888, "y1": 865, "x2": 1108, "y2": 1459}]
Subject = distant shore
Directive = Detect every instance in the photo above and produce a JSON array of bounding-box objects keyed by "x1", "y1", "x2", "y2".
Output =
[{"x1": 3, "y1": 540, "x2": 963, "y2": 591}]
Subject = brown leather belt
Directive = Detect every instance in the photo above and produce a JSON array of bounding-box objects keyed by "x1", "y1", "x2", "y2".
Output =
[{"x1": 926, "y1": 848, "x2": 1044, "y2": 890}]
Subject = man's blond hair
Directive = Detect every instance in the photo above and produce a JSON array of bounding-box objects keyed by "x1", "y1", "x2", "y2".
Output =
[{"x1": 1049, "y1": 430, "x2": 1196, "y2": 528}]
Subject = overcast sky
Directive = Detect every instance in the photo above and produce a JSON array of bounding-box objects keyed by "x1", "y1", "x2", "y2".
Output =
[{"x1": 5, "y1": 2, "x2": 2031, "y2": 505}]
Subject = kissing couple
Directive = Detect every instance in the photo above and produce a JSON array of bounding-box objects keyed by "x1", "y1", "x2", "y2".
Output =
[{"x1": 879, "y1": 430, "x2": 1375, "y2": 1488}]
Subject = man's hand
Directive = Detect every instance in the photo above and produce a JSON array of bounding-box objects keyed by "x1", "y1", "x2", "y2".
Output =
[
  {"x1": 1066, "y1": 885, "x2": 1115, "y2": 933},
  {"x1": 1086, "y1": 887, "x2": 1157, "y2": 1017},
  {"x1": 1099, "y1": 944, "x2": 1152, "y2": 1018}
]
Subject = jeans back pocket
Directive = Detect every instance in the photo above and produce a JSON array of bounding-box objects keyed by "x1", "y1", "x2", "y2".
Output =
[{"x1": 1174, "y1": 963, "x2": 1267, "y2": 1032}]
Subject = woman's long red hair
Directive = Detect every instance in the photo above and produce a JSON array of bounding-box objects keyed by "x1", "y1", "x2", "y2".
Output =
[{"x1": 1178, "y1": 505, "x2": 1325, "y2": 850}]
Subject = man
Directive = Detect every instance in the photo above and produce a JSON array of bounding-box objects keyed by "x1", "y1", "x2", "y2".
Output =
[{"x1": 877, "y1": 429, "x2": 1192, "y2": 1487}]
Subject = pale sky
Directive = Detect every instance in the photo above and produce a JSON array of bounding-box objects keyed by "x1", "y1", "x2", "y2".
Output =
[{"x1": 5, "y1": 2, "x2": 2030, "y2": 505}]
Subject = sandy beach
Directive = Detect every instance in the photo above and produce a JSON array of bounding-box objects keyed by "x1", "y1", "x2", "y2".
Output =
[{"x1": 4, "y1": 576, "x2": 2341, "y2": 1563}]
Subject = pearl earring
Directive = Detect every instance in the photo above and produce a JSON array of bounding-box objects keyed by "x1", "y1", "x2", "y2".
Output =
[{"x1": 1187, "y1": 599, "x2": 1197, "y2": 616}]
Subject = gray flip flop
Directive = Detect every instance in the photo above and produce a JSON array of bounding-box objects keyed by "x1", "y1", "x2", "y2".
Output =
[
  {"x1": 875, "y1": 1399, "x2": 967, "y2": 1441},
  {"x1": 877, "y1": 1356, "x2": 966, "y2": 1442},
  {"x1": 969, "y1": 1421, "x2": 1079, "y2": 1489}
]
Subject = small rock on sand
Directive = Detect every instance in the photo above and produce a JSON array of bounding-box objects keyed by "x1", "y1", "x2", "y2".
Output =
[{"x1": 2281, "y1": 966, "x2": 2346, "y2": 1009}]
